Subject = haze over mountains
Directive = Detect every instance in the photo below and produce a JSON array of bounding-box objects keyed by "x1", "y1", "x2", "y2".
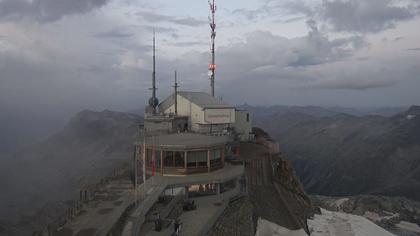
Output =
[
  {"x1": 253, "y1": 105, "x2": 420, "y2": 201},
  {"x1": 0, "y1": 110, "x2": 140, "y2": 235}
]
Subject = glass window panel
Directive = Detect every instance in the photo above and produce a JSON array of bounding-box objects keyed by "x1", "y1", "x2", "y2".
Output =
[
  {"x1": 164, "y1": 151, "x2": 174, "y2": 167},
  {"x1": 211, "y1": 149, "x2": 222, "y2": 166},
  {"x1": 155, "y1": 151, "x2": 161, "y2": 167},
  {"x1": 146, "y1": 149, "x2": 152, "y2": 167},
  {"x1": 174, "y1": 152, "x2": 185, "y2": 167},
  {"x1": 188, "y1": 150, "x2": 207, "y2": 167}
]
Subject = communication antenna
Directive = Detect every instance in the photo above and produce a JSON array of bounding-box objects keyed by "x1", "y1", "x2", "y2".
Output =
[
  {"x1": 148, "y1": 30, "x2": 159, "y2": 114},
  {"x1": 173, "y1": 70, "x2": 180, "y2": 115},
  {"x1": 208, "y1": 0, "x2": 217, "y2": 97}
]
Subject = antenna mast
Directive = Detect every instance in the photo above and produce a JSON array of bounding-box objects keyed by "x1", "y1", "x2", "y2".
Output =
[
  {"x1": 173, "y1": 70, "x2": 179, "y2": 115},
  {"x1": 148, "y1": 30, "x2": 159, "y2": 114},
  {"x1": 208, "y1": 0, "x2": 217, "y2": 97}
]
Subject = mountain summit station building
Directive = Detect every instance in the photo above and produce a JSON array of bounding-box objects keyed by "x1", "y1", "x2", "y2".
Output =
[{"x1": 136, "y1": 91, "x2": 253, "y2": 176}]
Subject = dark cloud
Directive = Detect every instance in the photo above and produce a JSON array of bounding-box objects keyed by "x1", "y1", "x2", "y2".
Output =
[
  {"x1": 280, "y1": 0, "x2": 315, "y2": 16},
  {"x1": 280, "y1": 16, "x2": 306, "y2": 23},
  {"x1": 94, "y1": 28, "x2": 134, "y2": 39},
  {"x1": 173, "y1": 41, "x2": 206, "y2": 47},
  {"x1": 141, "y1": 25, "x2": 177, "y2": 34},
  {"x1": 305, "y1": 63, "x2": 420, "y2": 90},
  {"x1": 232, "y1": 7, "x2": 270, "y2": 21},
  {"x1": 0, "y1": 0, "x2": 110, "y2": 22},
  {"x1": 393, "y1": 36, "x2": 404, "y2": 42},
  {"x1": 136, "y1": 10, "x2": 206, "y2": 27},
  {"x1": 288, "y1": 20, "x2": 366, "y2": 67},
  {"x1": 278, "y1": 0, "x2": 420, "y2": 33},
  {"x1": 310, "y1": 77, "x2": 397, "y2": 90},
  {"x1": 322, "y1": 0, "x2": 416, "y2": 33}
]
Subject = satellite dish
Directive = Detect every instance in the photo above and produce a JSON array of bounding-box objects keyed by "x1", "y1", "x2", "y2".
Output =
[{"x1": 208, "y1": 71, "x2": 213, "y2": 76}]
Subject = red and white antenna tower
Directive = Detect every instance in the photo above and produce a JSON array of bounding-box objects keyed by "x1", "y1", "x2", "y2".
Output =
[{"x1": 208, "y1": 0, "x2": 217, "y2": 97}]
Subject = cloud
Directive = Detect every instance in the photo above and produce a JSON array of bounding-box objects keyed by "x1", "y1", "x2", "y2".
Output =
[
  {"x1": 136, "y1": 10, "x2": 206, "y2": 27},
  {"x1": 309, "y1": 76, "x2": 397, "y2": 90},
  {"x1": 94, "y1": 28, "x2": 134, "y2": 39},
  {"x1": 280, "y1": 0, "x2": 315, "y2": 16},
  {"x1": 407, "y1": 48, "x2": 420, "y2": 51},
  {"x1": 321, "y1": 0, "x2": 417, "y2": 33},
  {"x1": 210, "y1": 24, "x2": 367, "y2": 89},
  {"x1": 232, "y1": 7, "x2": 270, "y2": 21},
  {"x1": 277, "y1": 0, "x2": 420, "y2": 33},
  {"x1": 393, "y1": 36, "x2": 404, "y2": 42},
  {"x1": 173, "y1": 41, "x2": 206, "y2": 47},
  {"x1": 0, "y1": 0, "x2": 110, "y2": 22}
]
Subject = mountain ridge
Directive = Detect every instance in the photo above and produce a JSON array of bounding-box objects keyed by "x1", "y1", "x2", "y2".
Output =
[{"x1": 254, "y1": 105, "x2": 420, "y2": 201}]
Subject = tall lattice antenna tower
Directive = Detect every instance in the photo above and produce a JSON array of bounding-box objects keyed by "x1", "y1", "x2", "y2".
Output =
[{"x1": 208, "y1": 0, "x2": 217, "y2": 97}]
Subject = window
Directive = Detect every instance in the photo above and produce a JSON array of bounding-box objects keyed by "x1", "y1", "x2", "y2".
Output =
[
  {"x1": 246, "y1": 113, "x2": 250, "y2": 122},
  {"x1": 164, "y1": 151, "x2": 174, "y2": 167},
  {"x1": 187, "y1": 155, "x2": 197, "y2": 168},
  {"x1": 174, "y1": 152, "x2": 185, "y2": 167},
  {"x1": 210, "y1": 149, "x2": 222, "y2": 166},
  {"x1": 187, "y1": 150, "x2": 208, "y2": 168},
  {"x1": 155, "y1": 152, "x2": 161, "y2": 168},
  {"x1": 147, "y1": 149, "x2": 159, "y2": 167},
  {"x1": 146, "y1": 149, "x2": 152, "y2": 167}
]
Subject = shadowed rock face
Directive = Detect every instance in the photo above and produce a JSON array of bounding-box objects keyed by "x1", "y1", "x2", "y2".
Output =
[
  {"x1": 255, "y1": 106, "x2": 420, "y2": 201},
  {"x1": 0, "y1": 110, "x2": 141, "y2": 235}
]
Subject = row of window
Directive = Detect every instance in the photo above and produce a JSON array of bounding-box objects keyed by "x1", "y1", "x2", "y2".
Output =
[{"x1": 145, "y1": 149, "x2": 222, "y2": 168}]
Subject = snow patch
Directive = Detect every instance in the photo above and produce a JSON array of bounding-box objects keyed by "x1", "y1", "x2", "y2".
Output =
[
  {"x1": 396, "y1": 221, "x2": 420, "y2": 233},
  {"x1": 363, "y1": 211, "x2": 399, "y2": 222},
  {"x1": 308, "y1": 209, "x2": 395, "y2": 236},
  {"x1": 407, "y1": 115, "x2": 416, "y2": 120},
  {"x1": 255, "y1": 218, "x2": 307, "y2": 236},
  {"x1": 331, "y1": 198, "x2": 349, "y2": 210}
]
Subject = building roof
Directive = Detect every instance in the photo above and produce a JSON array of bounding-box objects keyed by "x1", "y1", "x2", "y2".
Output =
[
  {"x1": 159, "y1": 91, "x2": 233, "y2": 111},
  {"x1": 142, "y1": 133, "x2": 230, "y2": 149}
]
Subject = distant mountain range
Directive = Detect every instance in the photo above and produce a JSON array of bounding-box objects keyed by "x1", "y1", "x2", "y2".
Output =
[
  {"x1": 252, "y1": 105, "x2": 420, "y2": 201},
  {"x1": 239, "y1": 104, "x2": 408, "y2": 120}
]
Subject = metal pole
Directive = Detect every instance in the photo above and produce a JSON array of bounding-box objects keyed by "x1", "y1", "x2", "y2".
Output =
[
  {"x1": 174, "y1": 70, "x2": 179, "y2": 115},
  {"x1": 152, "y1": 31, "x2": 157, "y2": 113},
  {"x1": 134, "y1": 146, "x2": 137, "y2": 188},
  {"x1": 143, "y1": 134, "x2": 146, "y2": 194},
  {"x1": 209, "y1": 0, "x2": 217, "y2": 97}
]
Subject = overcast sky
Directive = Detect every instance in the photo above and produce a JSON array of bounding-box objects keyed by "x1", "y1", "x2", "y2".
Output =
[{"x1": 1, "y1": 0, "x2": 420, "y2": 120}]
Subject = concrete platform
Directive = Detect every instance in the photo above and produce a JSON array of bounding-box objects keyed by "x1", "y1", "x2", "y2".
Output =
[
  {"x1": 53, "y1": 180, "x2": 135, "y2": 236},
  {"x1": 129, "y1": 164, "x2": 244, "y2": 236}
]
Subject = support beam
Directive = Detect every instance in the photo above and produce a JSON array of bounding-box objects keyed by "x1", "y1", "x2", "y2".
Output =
[
  {"x1": 133, "y1": 145, "x2": 137, "y2": 188},
  {"x1": 207, "y1": 149, "x2": 211, "y2": 173},
  {"x1": 221, "y1": 147, "x2": 225, "y2": 167},
  {"x1": 160, "y1": 150, "x2": 163, "y2": 175},
  {"x1": 185, "y1": 186, "x2": 189, "y2": 200},
  {"x1": 184, "y1": 151, "x2": 187, "y2": 169},
  {"x1": 217, "y1": 183, "x2": 221, "y2": 202}
]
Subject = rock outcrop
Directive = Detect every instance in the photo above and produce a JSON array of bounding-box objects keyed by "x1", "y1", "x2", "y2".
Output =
[{"x1": 208, "y1": 127, "x2": 314, "y2": 235}]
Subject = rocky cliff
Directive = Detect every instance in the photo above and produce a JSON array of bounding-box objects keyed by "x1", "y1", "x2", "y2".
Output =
[{"x1": 208, "y1": 127, "x2": 314, "y2": 235}]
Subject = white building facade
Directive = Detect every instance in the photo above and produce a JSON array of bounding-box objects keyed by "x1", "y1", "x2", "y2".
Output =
[{"x1": 158, "y1": 91, "x2": 252, "y2": 141}]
